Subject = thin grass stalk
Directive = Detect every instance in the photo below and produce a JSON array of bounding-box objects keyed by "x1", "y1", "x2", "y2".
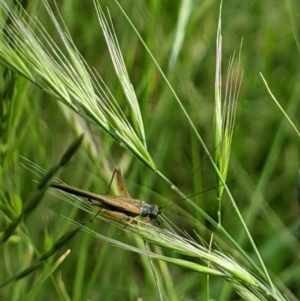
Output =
[
  {"x1": 112, "y1": 4, "x2": 271, "y2": 285},
  {"x1": 260, "y1": 73, "x2": 300, "y2": 138},
  {"x1": 168, "y1": 0, "x2": 193, "y2": 69},
  {"x1": 23, "y1": 250, "x2": 71, "y2": 301},
  {"x1": 144, "y1": 240, "x2": 163, "y2": 301}
]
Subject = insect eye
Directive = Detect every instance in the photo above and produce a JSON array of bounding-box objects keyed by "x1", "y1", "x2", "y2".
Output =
[{"x1": 149, "y1": 205, "x2": 162, "y2": 219}]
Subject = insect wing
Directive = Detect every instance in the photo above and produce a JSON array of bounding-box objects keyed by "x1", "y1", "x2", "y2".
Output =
[
  {"x1": 115, "y1": 168, "x2": 131, "y2": 197},
  {"x1": 50, "y1": 183, "x2": 142, "y2": 216},
  {"x1": 95, "y1": 195, "x2": 142, "y2": 217}
]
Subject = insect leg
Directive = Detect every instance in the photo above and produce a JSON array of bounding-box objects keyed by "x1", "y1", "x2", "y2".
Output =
[
  {"x1": 105, "y1": 168, "x2": 118, "y2": 194},
  {"x1": 99, "y1": 209, "x2": 127, "y2": 221},
  {"x1": 90, "y1": 168, "x2": 130, "y2": 223}
]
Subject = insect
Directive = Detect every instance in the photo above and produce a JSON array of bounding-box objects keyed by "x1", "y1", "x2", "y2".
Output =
[{"x1": 50, "y1": 168, "x2": 162, "y2": 225}]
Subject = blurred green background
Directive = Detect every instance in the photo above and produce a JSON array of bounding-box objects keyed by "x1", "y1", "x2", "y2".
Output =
[{"x1": 1, "y1": 0, "x2": 300, "y2": 300}]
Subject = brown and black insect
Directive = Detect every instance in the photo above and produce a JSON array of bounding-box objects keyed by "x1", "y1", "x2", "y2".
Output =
[{"x1": 50, "y1": 168, "x2": 162, "y2": 225}]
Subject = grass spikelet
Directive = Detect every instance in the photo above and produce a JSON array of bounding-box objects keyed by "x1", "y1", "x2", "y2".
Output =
[{"x1": 0, "y1": 0, "x2": 155, "y2": 169}]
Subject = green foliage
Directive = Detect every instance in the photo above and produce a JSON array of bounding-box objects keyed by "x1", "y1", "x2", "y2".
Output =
[{"x1": 0, "y1": 0, "x2": 299, "y2": 300}]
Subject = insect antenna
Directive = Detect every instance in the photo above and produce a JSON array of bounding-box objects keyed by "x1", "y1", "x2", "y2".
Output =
[
  {"x1": 159, "y1": 167, "x2": 249, "y2": 223},
  {"x1": 158, "y1": 141, "x2": 230, "y2": 212}
]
